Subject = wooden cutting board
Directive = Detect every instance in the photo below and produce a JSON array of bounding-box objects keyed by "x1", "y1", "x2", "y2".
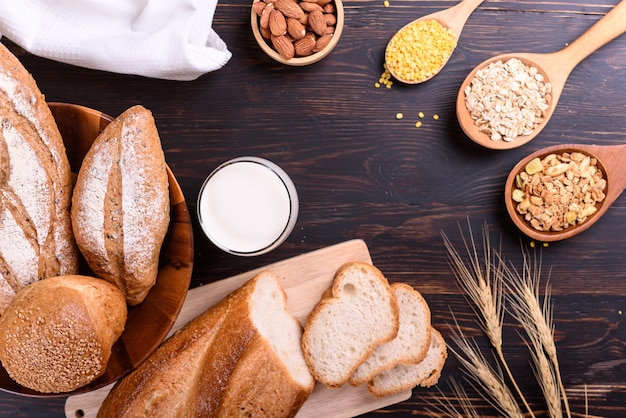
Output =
[{"x1": 64, "y1": 239, "x2": 411, "y2": 418}]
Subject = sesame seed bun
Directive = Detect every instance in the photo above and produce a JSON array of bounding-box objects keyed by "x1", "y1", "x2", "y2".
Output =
[{"x1": 0, "y1": 275, "x2": 127, "y2": 393}]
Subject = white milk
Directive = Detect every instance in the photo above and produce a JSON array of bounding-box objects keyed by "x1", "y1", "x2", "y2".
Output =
[{"x1": 198, "y1": 157, "x2": 298, "y2": 256}]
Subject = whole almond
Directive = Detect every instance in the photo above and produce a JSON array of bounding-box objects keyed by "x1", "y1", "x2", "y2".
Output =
[
  {"x1": 294, "y1": 36, "x2": 316, "y2": 56},
  {"x1": 275, "y1": 0, "x2": 305, "y2": 19},
  {"x1": 253, "y1": 1, "x2": 266, "y2": 16},
  {"x1": 259, "y1": 2, "x2": 274, "y2": 29},
  {"x1": 299, "y1": 1, "x2": 323, "y2": 12},
  {"x1": 324, "y1": 13, "x2": 336, "y2": 26},
  {"x1": 312, "y1": 33, "x2": 332, "y2": 52},
  {"x1": 269, "y1": 9, "x2": 287, "y2": 36},
  {"x1": 286, "y1": 18, "x2": 306, "y2": 40},
  {"x1": 271, "y1": 35, "x2": 295, "y2": 59},
  {"x1": 307, "y1": 10, "x2": 326, "y2": 36}
]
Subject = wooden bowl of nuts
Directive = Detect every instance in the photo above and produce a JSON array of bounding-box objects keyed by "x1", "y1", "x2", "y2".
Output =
[
  {"x1": 251, "y1": 0, "x2": 344, "y2": 65},
  {"x1": 504, "y1": 143, "x2": 626, "y2": 242}
]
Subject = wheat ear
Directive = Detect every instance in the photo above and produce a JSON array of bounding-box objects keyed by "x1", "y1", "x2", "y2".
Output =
[
  {"x1": 442, "y1": 222, "x2": 534, "y2": 417},
  {"x1": 447, "y1": 321, "x2": 525, "y2": 418},
  {"x1": 505, "y1": 248, "x2": 571, "y2": 418}
]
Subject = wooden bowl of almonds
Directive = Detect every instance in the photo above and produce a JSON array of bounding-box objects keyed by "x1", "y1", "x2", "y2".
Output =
[{"x1": 251, "y1": 0, "x2": 344, "y2": 66}]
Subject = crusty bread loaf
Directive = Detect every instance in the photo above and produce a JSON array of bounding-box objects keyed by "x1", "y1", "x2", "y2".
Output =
[
  {"x1": 0, "y1": 275, "x2": 127, "y2": 393},
  {"x1": 97, "y1": 270, "x2": 314, "y2": 418},
  {"x1": 349, "y1": 282, "x2": 432, "y2": 386},
  {"x1": 301, "y1": 262, "x2": 399, "y2": 387},
  {"x1": 368, "y1": 327, "x2": 447, "y2": 397},
  {"x1": 0, "y1": 43, "x2": 78, "y2": 314},
  {"x1": 71, "y1": 105, "x2": 169, "y2": 305}
]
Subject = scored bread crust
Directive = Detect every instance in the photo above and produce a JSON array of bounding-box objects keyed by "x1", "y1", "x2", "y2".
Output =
[
  {"x1": 0, "y1": 275, "x2": 127, "y2": 393},
  {"x1": 98, "y1": 271, "x2": 314, "y2": 418},
  {"x1": 71, "y1": 105, "x2": 169, "y2": 305},
  {"x1": 0, "y1": 43, "x2": 78, "y2": 314},
  {"x1": 301, "y1": 262, "x2": 400, "y2": 387},
  {"x1": 349, "y1": 282, "x2": 432, "y2": 387}
]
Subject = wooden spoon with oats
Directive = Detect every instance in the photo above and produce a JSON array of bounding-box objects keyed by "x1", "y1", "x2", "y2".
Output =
[
  {"x1": 385, "y1": 0, "x2": 485, "y2": 84},
  {"x1": 456, "y1": 0, "x2": 626, "y2": 150},
  {"x1": 504, "y1": 143, "x2": 626, "y2": 242}
]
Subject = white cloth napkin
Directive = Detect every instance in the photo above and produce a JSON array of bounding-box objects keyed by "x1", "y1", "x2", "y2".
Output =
[{"x1": 0, "y1": 0, "x2": 232, "y2": 81}]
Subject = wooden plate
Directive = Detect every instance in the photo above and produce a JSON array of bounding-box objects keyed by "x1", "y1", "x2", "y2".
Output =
[{"x1": 0, "y1": 103, "x2": 194, "y2": 397}]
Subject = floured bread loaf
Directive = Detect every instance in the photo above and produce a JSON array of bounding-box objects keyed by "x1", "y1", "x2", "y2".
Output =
[
  {"x1": 71, "y1": 105, "x2": 169, "y2": 305},
  {"x1": 0, "y1": 43, "x2": 78, "y2": 314},
  {"x1": 349, "y1": 282, "x2": 432, "y2": 386},
  {"x1": 0, "y1": 275, "x2": 127, "y2": 393},
  {"x1": 301, "y1": 262, "x2": 399, "y2": 387},
  {"x1": 98, "y1": 271, "x2": 314, "y2": 417}
]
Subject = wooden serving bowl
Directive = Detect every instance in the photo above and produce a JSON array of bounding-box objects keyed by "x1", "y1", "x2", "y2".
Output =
[
  {"x1": 250, "y1": 0, "x2": 344, "y2": 66},
  {"x1": 0, "y1": 103, "x2": 194, "y2": 397}
]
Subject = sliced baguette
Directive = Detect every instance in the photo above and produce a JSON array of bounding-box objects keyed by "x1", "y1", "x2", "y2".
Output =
[
  {"x1": 301, "y1": 262, "x2": 399, "y2": 387},
  {"x1": 349, "y1": 282, "x2": 432, "y2": 386},
  {"x1": 98, "y1": 270, "x2": 313, "y2": 417},
  {"x1": 368, "y1": 327, "x2": 447, "y2": 397}
]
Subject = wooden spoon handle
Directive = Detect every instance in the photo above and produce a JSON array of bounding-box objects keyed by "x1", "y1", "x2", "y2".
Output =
[
  {"x1": 438, "y1": 0, "x2": 486, "y2": 37},
  {"x1": 554, "y1": 0, "x2": 626, "y2": 76}
]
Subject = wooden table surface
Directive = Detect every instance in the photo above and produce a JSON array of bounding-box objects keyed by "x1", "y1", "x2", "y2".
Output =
[{"x1": 1, "y1": 0, "x2": 626, "y2": 416}]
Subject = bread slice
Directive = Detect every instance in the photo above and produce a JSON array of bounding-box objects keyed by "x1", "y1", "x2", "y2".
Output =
[
  {"x1": 349, "y1": 282, "x2": 432, "y2": 386},
  {"x1": 367, "y1": 327, "x2": 447, "y2": 397},
  {"x1": 98, "y1": 270, "x2": 314, "y2": 417},
  {"x1": 301, "y1": 262, "x2": 399, "y2": 387}
]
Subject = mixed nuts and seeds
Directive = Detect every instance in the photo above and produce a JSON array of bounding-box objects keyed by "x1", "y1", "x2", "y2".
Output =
[
  {"x1": 464, "y1": 58, "x2": 552, "y2": 142},
  {"x1": 253, "y1": 0, "x2": 338, "y2": 60},
  {"x1": 512, "y1": 151, "x2": 607, "y2": 232}
]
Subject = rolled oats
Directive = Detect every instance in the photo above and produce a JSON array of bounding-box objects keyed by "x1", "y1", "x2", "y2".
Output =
[
  {"x1": 512, "y1": 152, "x2": 607, "y2": 232},
  {"x1": 464, "y1": 58, "x2": 552, "y2": 142}
]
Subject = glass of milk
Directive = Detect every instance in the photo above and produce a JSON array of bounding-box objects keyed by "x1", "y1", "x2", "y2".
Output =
[{"x1": 197, "y1": 157, "x2": 299, "y2": 256}]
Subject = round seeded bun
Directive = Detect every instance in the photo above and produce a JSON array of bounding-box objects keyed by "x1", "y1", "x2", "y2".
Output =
[{"x1": 0, "y1": 275, "x2": 127, "y2": 393}]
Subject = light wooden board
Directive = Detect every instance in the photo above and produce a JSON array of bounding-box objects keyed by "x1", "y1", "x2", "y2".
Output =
[{"x1": 64, "y1": 239, "x2": 411, "y2": 418}]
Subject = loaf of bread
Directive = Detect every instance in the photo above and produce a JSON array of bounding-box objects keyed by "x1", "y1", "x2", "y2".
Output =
[
  {"x1": 301, "y1": 262, "x2": 399, "y2": 387},
  {"x1": 71, "y1": 105, "x2": 169, "y2": 305},
  {"x1": 0, "y1": 43, "x2": 78, "y2": 314},
  {"x1": 349, "y1": 282, "x2": 432, "y2": 386},
  {"x1": 98, "y1": 271, "x2": 314, "y2": 417},
  {"x1": 368, "y1": 327, "x2": 447, "y2": 397},
  {"x1": 0, "y1": 275, "x2": 127, "y2": 393}
]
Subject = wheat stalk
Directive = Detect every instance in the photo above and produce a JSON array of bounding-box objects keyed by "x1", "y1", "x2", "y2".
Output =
[
  {"x1": 425, "y1": 377, "x2": 481, "y2": 417},
  {"x1": 504, "y1": 248, "x2": 571, "y2": 418},
  {"x1": 442, "y1": 222, "x2": 534, "y2": 417},
  {"x1": 447, "y1": 321, "x2": 524, "y2": 418}
]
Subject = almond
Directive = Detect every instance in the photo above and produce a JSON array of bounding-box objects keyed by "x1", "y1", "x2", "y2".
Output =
[
  {"x1": 271, "y1": 35, "x2": 295, "y2": 59},
  {"x1": 253, "y1": 1, "x2": 266, "y2": 17},
  {"x1": 294, "y1": 36, "x2": 316, "y2": 56},
  {"x1": 323, "y1": 3, "x2": 335, "y2": 13},
  {"x1": 269, "y1": 9, "x2": 287, "y2": 36},
  {"x1": 275, "y1": 0, "x2": 305, "y2": 19},
  {"x1": 312, "y1": 33, "x2": 332, "y2": 52},
  {"x1": 286, "y1": 18, "x2": 306, "y2": 40},
  {"x1": 259, "y1": 2, "x2": 274, "y2": 29},
  {"x1": 299, "y1": 1, "x2": 323, "y2": 12},
  {"x1": 307, "y1": 10, "x2": 326, "y2": 36},
  {"x1": 324, "y1": 13, "x2": 336, "y2": 26}
]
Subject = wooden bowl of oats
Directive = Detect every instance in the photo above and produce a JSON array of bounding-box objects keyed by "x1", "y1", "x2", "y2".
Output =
[
  {"x1": 504, "y1": 143, "x2": 626, "y2": 242},
  {"x1": 251, "y1": 0, "x2": 343, "y2": 66}
]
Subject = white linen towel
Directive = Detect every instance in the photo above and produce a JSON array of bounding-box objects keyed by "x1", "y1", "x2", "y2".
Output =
[{"x1": 0, "y1": 0, "x2": 232, "y2": 81}]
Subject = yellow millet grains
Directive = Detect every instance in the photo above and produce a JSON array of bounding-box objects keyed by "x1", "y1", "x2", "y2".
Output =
[
  {"x1": 415, "y1": 121, "x2": 422, "y2": 128},
  {"x1": 376, "y1": 64, "x2": 394, "y2": 89},
  {"x1": 418, "y1": 112, "x2": 424, "y2": 118},
  {"x1": 385, "y1": 20, "x2": 456, "y2": 83},
  {"x1": 383, "y1": 0, "x2": 390, "y2": 7},
  {"x1": 395, "y1": 112, "x2": 404, "y2": 119},
  {"x1": 433, "y1": 114, "x2": 440, "y2": 120}
]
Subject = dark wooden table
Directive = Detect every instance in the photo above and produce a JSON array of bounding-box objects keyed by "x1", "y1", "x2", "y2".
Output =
[{"x1": 1, "y1": 0, "x2": 626, "y2": 416}]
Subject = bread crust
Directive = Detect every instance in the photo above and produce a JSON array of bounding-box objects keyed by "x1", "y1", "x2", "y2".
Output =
[
  {"x1": 301, "y1": 262, "x2": 400, "y2": 387},
  {"x1": 98, "y1": 271, "x2": 313, "y2": 417},
  {"x1": 0, "y1": 43, "x2": 78, "y2": 314},
  {"x1": 0, "y1": 275, "x2": 127, "y2": 393},
  {"x1": 71, "y1": 105, "x2": 169, "y2": 305}
]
